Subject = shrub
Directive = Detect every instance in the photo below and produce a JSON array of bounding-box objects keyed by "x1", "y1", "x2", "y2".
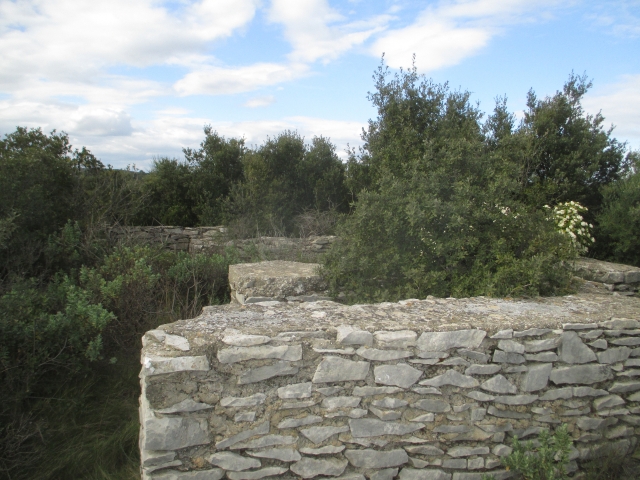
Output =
[
  {"x1": 323, "y1": 63, "x2": 575, "y2": 302},
  {"x1": 594, "y1": 151, "x2": 640, "y2": 266},
  {"x1": 483, "y1": 424, "x2": 573, "y2": 480},
  {"x1": 0, "y1": 276, "x2": 114, "y2": 398},
  {"x1": 545, "y1": 201, "x2": 595, "y2": 256}
]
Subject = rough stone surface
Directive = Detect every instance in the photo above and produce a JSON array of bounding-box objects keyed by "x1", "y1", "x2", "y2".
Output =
[
  {"x1": 345, "y1": 449, "x2": 409, "y2": 468},
  {"x1": 420, "y1": 369, "x2": 479, "y2": 388},
  {"x1": 218, "y1": 344, "x2": 302, "y2": 363},
  {"x1": 238, "y1": 361, "x2": 299, "y2": 384},
  {"x1": 290, "y1": 458, "x2": 348, "y2": 478},
  {"x1": 559, "y1": 331, "x2": 597, "y2": 364},
  {"x1": 521, "y1": 363, "x2": 553, "y2": 392},
  {"x1": 550, "y1": 365, "x2": 612, "y2": 385},
  {"x1": 278, "y1": 382, "x2": 312, "y2": 399},
  {"x1": 301, "y1": 425, "x2": 349, "y2": 444},
  {"x1": 411, "y1": 399, "x2": 452, "y2": 413},
  {"x1": 229, "y1": 260, "x2": 326, "y2": 304},
  {"x1": 374, "y1": 364, "x2": 422, "y2": 388},
  {"x1": 356, "y1": 347, "x2": 413, "y2": 361},
  {"x1": 313, "y1": 356, "x2": 370, "y2": 383},
  {"x1": 207, "y1": 452, "x2": 261, "y2": 471},
  {"x1": 349, "y1": 419, "x2": 424, "y2": 437},
  {"x1": 227, "y1": 467, "x2": 289, "y2": 480},
  {"x1": 481, "y1": 375, "x2": 517, "y2": 394},
  {"x1": 247, "y1": 448, "x2": 301, "y2": 462},
  {"x1": 142, "y1": 416, "x2": 208, "y2": 451},
  {"x1": 399, "y1": 469, "x2": 452, "y2": 480},
  {"x1": 417, "y1": 330, "x2": 486, "y2": 351},
  {"x1": 336, "y1": 325, "x2": 373, "y2": 346},
  {"x1": 140, "y1": 274, "x2": 640, "y2": 480}
]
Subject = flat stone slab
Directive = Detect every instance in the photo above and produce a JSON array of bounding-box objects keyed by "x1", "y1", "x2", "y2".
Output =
[
  {"x1": 573, "y1": 257, "x2": 640, "y2": 285},
  {"x1": 229, "y1": 261, "x2": 327, "y2": 304}
]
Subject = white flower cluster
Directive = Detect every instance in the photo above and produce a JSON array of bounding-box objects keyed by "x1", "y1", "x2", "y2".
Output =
[{"x1": 544, "y1": 201, "x2": 595, "y2": 253}]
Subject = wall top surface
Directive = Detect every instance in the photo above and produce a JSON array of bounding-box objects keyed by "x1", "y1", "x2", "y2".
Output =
[{"x1": 146, "y1": 292, "x2": 640, "y2": 351}]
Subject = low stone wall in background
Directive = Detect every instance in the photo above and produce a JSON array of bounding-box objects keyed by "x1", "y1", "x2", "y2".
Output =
[
  {"x1": 574, "y1": 258, "x2": 640, "y2": 295},
  {"x1": 108, "y1": 226, "x2": 336, "y2": 258},
  {"x1": 139, "y1": 290, "x2": 640, "y2": 480}
]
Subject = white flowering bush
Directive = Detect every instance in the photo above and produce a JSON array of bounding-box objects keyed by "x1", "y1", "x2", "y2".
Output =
[{"x1": 545, "y1": 201, "x2": 594, "y2": 254}]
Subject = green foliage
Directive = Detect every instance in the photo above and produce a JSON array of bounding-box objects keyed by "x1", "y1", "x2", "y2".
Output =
[
  {"x1": 138, "y1": 156, "x2": 197, "y2": 226},
  {"x1": 324, "y1": 63, "x2": 575, "y2": 302},
  {"x1": 516, "y1": 73, "x2": 627, "y2": 214},
  {"x1": 0, "y1": 276, "x2": 114, "y2": 397},
  {"x1": 595, "y1": 151, "x2": 640, "y2": 266},
  {"x1": 483, "y1": 425, "x2": 573, "y2": 480},
  {"x1": 228, "y1": 131, "x2": 348, "y2": 235},
  {"x1": 184, "y1": 127, "x2": 245, "y2": 225}
]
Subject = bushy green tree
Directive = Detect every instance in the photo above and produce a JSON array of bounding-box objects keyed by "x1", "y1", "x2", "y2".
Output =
[
  {"x1": 228, "y1": 131, "x2": 348, "y2": 235},
  {"x1": 516, "y1": 73, "x2": 627, "y2": 214},
  {"x1": 323, "y1": 62, "x2": 574, "y2": 301},
  {"x1": 595, "y1": 151, "x2": 640, "y2": 266},
  {"x1": 138, "y1": 157, "x2": 197, "y2": 226},
  {"x1": 184, "y1": 127, "x2": 245, "y2": 225}
]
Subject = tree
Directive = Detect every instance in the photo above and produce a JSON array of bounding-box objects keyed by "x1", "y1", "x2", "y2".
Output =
[
  {"x1": 516, "y1": 73, "x2": 627, "y2": 213},
  {"x1": 595, "y1": 151, "x2": 640, "y2": 266},
  {"x1": 323, "y1": 61, "x2": 573, "y2": 301},
  {"x1": 0, "y1": 128, "x2": 79, "y2": 279},
  {"x1": 184, "y1": 127, "x2": 245, "y2": 225}
]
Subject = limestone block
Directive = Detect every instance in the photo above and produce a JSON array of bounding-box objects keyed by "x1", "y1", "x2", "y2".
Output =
[
  {"x1": 207, "y1": 452, "x2": 261, "y2": 471},
  {"x1": 349, "y1": 418, "x2": 425, "y2": 437},
  {"x1": 351, "y1": 386, "x2": 402, "y2": 396},
  {"x1": 356, "y1": 347, "x2": 413, "y2": 361},
  {"x1": 549, "y1": 365, "x2": 612, "y2": 385},
  {"x1": 222, "y1": 333, "x2": 271, "y2": 346},
  {"x1": 237, "y1": 361, "x2": 299, "y2": 384},
  {"x1": 143, "y1": 355, "x2": 210, "y2": 376},
  {"x1": 227, "y1": 467, "x2": 289, "y2": 480},
  {"x1": 374, "y1": 330, "x2": 418, "y2": 348},
  {"x1": 301, "y1": 425, "x2": 349, "y2": 443},
  {"x1": 399, "y1": 468, "x2": 452, "y2": 480},
  {"x1": 290, "y1": 457, "x2": 348, "y2": 478},
  {"x1": 142, "y1": 416, "x2": 209, "y2": 451},
  {"x1": 481, "y1": 375, "x2": 517, "y2": 394},
  {"x1": 417, "y1": 330, "x2": 486, "y2": 351},
  {"x1": 336, "y1": 325, "x2": 373, "y2": 346},
  {"x1": 312, "y1": 356, "x2": 370, "y2": 383},
  {"x1": 300, "y1": 446, "x2": 345, "y2": 455},
  {"x1": 345, "y1": 449, "x2": 409, "y2": 468},
  {"x1": 151, "y1": 470, "x2": 224, "y2": 480},
  {"x1": 230, "y1": 434, "x2": 297, "y2": 450},
  {"x1": 274, "y1": 382, "x2": 311, "y2": 399},
  {"x1": 229, "y1": 261, "x2": 327, "y2": 304},
  {"x1": 217, "y1": 344, "x2": 302, "y2": 364},
  {"x1": 374, "y1": 364, "x2": 422, "y2": 388},
  {"x1": 411, "y1": 399, "x2": 451, "y2": 413},
  {"x1": 420, "y1": 369, "x2": 478, "y2": 388},
  {"x1": 521, "y1": 363, "x2": 552, "y2": 392}
]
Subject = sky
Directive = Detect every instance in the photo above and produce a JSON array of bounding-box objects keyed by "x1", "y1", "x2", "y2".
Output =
[{"x1": 1, "y1": 0, "x2": 639, "y2": 170}]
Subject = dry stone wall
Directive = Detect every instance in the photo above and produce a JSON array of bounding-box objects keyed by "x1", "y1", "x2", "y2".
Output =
[
  {"x1": 140, "y1": 292, "x2": 640, "y2": 480},
  {"x1": 109, "y1": 226, "x2": 335, "y2": 256}
]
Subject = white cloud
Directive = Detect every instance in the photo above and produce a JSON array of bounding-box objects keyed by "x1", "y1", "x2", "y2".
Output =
[
  {"x1": 174, "y1": 62, "x2": 310, "y2": 96},
  {"x1": 244, "y1": 96, "x2": 276, "y2": 108},
  {"x1": 583, "y1": 74, "x2": 640, "y2": 150},
  {"x1": 371, "y1": 0, "x2": 563, "y2": 71},
  {"x1": 268, "y1": 0, "x2": 389, "y2": 63},
  {"x1": 586, "y1": 0, "x2": 640, "y2": 38},
  {"x1": 0, "y1": 0, "x2": 259, "y2": 86}
]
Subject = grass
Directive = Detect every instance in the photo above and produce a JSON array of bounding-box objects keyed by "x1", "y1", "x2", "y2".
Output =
[{"x1": 3, "y1": 359, "x2": 141, "y2": 480}]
